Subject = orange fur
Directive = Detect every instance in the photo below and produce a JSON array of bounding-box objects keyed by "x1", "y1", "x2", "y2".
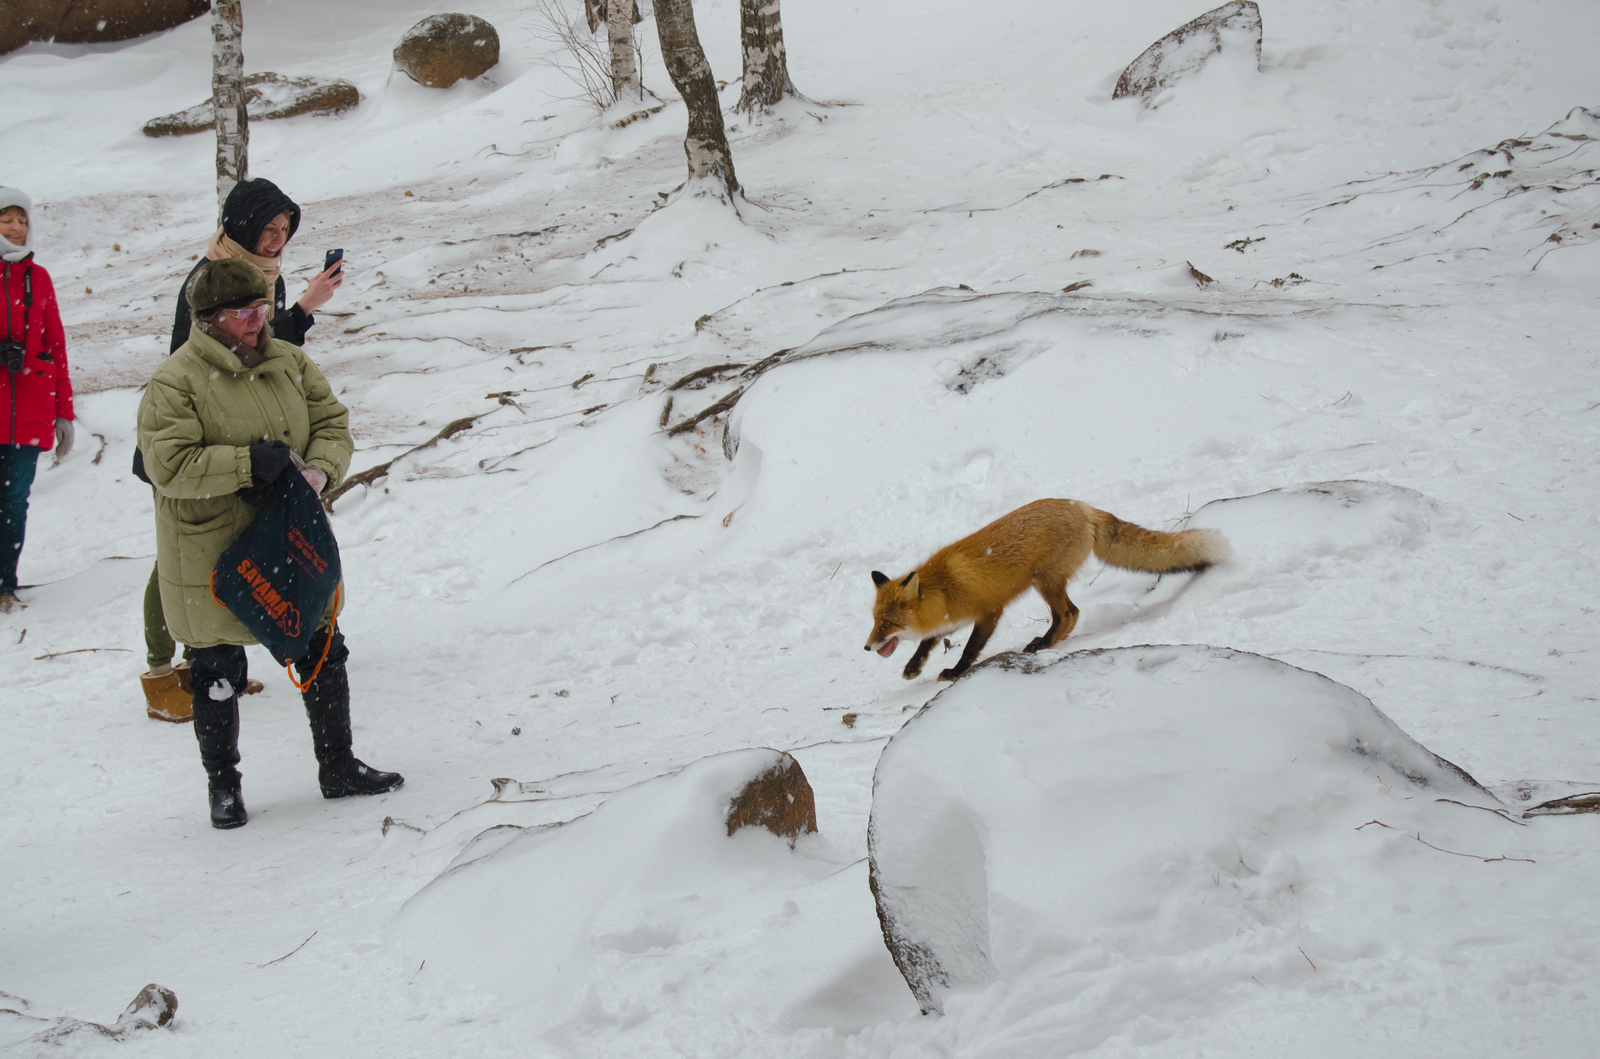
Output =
[{"x1": 864, "y1": 499, "x2": 1229, "y2": 681}]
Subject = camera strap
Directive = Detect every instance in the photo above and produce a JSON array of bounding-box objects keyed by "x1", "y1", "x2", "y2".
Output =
[{"x1": 4, "y1": 263, "x2": 30, "y2": 346}]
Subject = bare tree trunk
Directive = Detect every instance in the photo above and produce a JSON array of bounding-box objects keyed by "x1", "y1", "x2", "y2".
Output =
[
  {"x1": 735, "y1": 0, "x2": 800, "y2": 113},
  {"x1": 652, "y1": 0, "x2": 739, "y2": 201},
  {"x1": 211, "y1": 0, "x2": 248, "y2": 214},
  {"x1": 606, "y1": 0, "x2": 642, "y2": 104}
]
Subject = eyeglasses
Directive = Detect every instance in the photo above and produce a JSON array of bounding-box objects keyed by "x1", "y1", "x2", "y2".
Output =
[{"x1": 220, "y1": 304, "x2": 269, "y2": 324}]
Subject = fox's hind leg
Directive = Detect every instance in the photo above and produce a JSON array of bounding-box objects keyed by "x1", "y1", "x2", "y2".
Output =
[
  {"x1": 939, "y1": 613, "x2": 1001, "y2": 681},
  {"x1": 1025, "y1": 576, "x2": 1079, "y2": 653},
  {"x1": 902, "y1": 637, "x2": 936, "y2": 679}
]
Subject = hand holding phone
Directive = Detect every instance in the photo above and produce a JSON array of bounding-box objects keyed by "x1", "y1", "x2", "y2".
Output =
[{"x1": 299, "y1": 250, "x2": 346, "y2": 314}]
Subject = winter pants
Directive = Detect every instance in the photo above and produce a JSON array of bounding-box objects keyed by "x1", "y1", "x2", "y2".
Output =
[
  {"x1": 0, "y1": 443, "x2": 41, "y2": 595},
  {"x1": 143, "y1": 561, "x2": 189, "y2": 669},
  {"x1": 188, "y1": 624, "x2": 352, "y2": 789}
]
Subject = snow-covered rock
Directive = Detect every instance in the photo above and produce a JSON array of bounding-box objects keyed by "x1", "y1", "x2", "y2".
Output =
[
  {"x1": 392, "y1": 13, "x2": 500, "y2": 90},
  {"x1": 726, "y1": 750, "x2": 820, "y2": 843},
  {"x1": 141, "y1": 73, "x2": 360, "y2": 137},
  {"x1": 867, "y1": 643, "x2": 1510, "y2": 1016},
  {"x1": 1113, "y1": 1, "x2": 1263, "y2": 106},
  {"x1": 387, "y1": 748, "x2": 897, "y2": 1035}
]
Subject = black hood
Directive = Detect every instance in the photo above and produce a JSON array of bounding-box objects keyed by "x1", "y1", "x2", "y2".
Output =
[{"x1": 220, "y1": 178, "x2": 301, "y2": 252}]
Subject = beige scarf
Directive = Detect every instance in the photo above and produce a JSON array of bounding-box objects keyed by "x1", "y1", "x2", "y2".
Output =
[{"x1": 205, "y1": 227, "x2": 283, "y2": 318}]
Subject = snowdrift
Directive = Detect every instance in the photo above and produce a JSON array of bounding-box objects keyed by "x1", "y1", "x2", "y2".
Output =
[
  {"x1": 389, "y1": 748, "x2": 915, "y2": 1042},
  {"x1": 868, "y1": 643, "x2": 1550, "y2": 1048}
]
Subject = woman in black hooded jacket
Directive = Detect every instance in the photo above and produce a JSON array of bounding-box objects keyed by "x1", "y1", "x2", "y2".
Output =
[{"x1": 169, "y1": 177, "x2": 344, "y2": 352}]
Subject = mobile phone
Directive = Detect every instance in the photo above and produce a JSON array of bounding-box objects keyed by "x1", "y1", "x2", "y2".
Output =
[{"x1": 324, "y1": 248, "x2": 344, "y2": 276}]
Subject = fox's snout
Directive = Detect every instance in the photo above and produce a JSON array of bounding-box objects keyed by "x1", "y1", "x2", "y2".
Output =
[{"x1": 865, "y1": 633, "x2": 900, "y2": 657}]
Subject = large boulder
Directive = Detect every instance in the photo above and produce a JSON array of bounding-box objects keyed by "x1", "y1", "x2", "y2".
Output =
[
  {"x1": 143, "y1": 72, "x2": 360, "y2": 137},
  {"x1": 1, "y1": 0, "x2": 208, "y2": 56},
  {"x1": 1113, "y1": 1, "x2": 1262, "y2": 105},
  {"x1": 867, "y1": 644, "x2": 1522, "y2": 1018},
  {"x1": 393, "y1": 13, "x2": 500, "y2": 89}
]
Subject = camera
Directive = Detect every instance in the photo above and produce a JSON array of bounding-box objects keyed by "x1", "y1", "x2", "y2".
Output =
[{"x1": 0, "y1": 339, "x2": 24, "y2": 374}]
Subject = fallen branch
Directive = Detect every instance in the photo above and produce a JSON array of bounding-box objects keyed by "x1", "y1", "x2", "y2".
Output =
[
  {"x1": 1413, "y1": 833, "x2": 1535, "y2": 864},
  {"x1": 381, "y1": 816, "x2": 427, "y2": 836},
  {"x1": 688, "y1": 268, "x2": 893, "y2": 332},
  {"x1": 260, "y1": 931, "x2": 317, "y2": 968},
  {"x1": 1357, "y1": 820, "x2": 1533, "y2": 862},
  {"x1": 326, "y1": 413, "x2": 489, "y2": 508},
  {"x1": 612, "y1": 103, "x2": 666, "y2": 128},
  {"x1": 35, "y1": 647, "x2": 131, "y2": 660},
  {"x1": 508, "y1": 513, "x2": 700, "y2": 585},
  {"x1": 1433, "y1": 797, "x2": 1528, "y2": 825},
  {"x1": 1521, "y1": 792, "x2": 1600, "y2": 816},
  {"x1": 667, "y1": 386, "x2": 743, "y2": 436},
  {"x1": 916, "y1": 174, "x2": 1119, "y2": 215},
  {"x1": 666, "y1": 362, "x2": 747, "y2": 390}
]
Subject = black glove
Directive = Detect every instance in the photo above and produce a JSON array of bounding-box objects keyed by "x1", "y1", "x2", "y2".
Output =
[
  {"x1": 249, "y1": 440, "x2": 293, "y2": 485},
  {"x1": 238, "y1": 440, "x2": 293, "y2": 506}
]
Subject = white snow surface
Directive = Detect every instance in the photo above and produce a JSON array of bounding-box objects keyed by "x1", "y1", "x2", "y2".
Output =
[
  {"x1": 1, "y1": 0, "x2": 1598, "y2": 1055},
  {"x1": 868, "y1": 644, "x2": 1554, "y2": 1051}
]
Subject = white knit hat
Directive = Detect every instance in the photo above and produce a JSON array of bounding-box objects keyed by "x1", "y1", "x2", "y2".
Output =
[{"x1": 0, "y1": 187, "x2": 34, "y2": 263}]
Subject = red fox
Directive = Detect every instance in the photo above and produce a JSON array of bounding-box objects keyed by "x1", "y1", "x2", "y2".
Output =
[{"x1": 864, "y1": 499, "x2": 1229, "y2": 681}]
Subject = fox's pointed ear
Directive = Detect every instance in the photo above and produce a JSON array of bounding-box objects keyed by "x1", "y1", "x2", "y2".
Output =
[
  {"x1": 871, "y1": 570, "x2": 889, "y2": 588},
  {"x1": 902, "y1": 572, "x2": 920, "y2": 597}
]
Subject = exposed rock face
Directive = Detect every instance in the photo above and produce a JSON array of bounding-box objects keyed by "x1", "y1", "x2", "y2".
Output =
[
  {"x1": 2, "y1": 0, "x2": 208, "y2": 56},
  {"x1": 867, "y1": 644, "x2": 1500, "y2": 1015},
  {"x1": 393, "y1": 13, "x2": 500, "y2": 89},
  {"x1": 1113, "y1": 1, "x2": 1262, "y2": 105},
  {"x1": 143, "y1": 72, "x2": 361, "y2": 137},
  {"x1": 25, "y1": 983, "x2": 177, "y2": 1044},
  {"x1": 725, "y1": 751, "x2": 818, "y2": 845}
]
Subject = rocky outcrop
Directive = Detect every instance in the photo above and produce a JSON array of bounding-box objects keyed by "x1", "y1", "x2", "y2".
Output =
[
  {"x1": 143, "y1": 72, "x2": 360, "y2": 137},
  {"x1": 1113, "y1": 1, "x2": 1262, "y2": 105},
  {"x1": 867, "y1": 644, "x2": 1502, "y2": 1015},
  {"x1": 393, "y1": 13, "x2": 500, "y2": 89},
  {"x1": 2, "y1": 0, "x2": 208, "y2": 56},
  {"x1": 20, "y1": 983, "x2": 177, "y2": 1044},
  {"x1": 725, "y1": 751, "x2": 818, "y2": 845}
]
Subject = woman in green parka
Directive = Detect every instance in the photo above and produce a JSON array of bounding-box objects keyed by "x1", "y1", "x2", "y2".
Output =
[{"x1": 137, "y1": 258, "x2": 402, "y2": 830}]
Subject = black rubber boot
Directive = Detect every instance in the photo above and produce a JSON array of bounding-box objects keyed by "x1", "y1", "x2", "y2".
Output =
[
  {"x1": 190, "y1": 645, "x2": 249, "y2": 829},
  {"x1": 298, "y1": 628, "x2": 404, "y2": 799},
  {"x1": 207, "y1": 786, "x2": 248, "y2": 829}
]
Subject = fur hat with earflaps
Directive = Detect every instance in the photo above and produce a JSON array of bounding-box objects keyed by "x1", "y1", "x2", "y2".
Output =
[{"x1": 186, "y1": 258, "x2": 270, "y2": 318}]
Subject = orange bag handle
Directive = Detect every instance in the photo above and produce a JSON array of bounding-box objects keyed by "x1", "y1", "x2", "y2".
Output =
[{"x1": 287, "y1": 584, "x2": 341, "y2": 693}]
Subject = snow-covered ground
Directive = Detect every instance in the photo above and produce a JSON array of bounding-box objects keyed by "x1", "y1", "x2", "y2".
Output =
[{"x1": 2, "y1": 0, "x2": 1597, "y2": 1054}]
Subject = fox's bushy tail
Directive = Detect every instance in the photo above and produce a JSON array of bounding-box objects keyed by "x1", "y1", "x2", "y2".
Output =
[{"x1": 1090, "y1": 508, "x2": 1230, "y2": 574}]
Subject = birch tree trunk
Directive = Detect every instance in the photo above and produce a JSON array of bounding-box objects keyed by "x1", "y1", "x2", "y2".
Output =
[
  {"x1": 606, "y1": 0, "x2": 643, "y2": 104},
  {"x1": 734, "y1": 0, "x2": 800, "y2": 113},
  {"x1": 652, "y1": 0, "x2": 739, "y2": 201},
  {"x1": 211, "y1": 0, "x2": 248, "y2": 214}
]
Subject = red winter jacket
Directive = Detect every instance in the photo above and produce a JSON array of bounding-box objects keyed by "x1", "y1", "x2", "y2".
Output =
[{"x1": 1, "y1": 257, "x2": 74, "y2": 449}]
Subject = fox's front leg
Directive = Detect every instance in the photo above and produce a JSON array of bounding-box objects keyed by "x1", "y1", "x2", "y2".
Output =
[
  {"x1": 939, "y1": 613, "x2": 1000, "y2": 681},
  {"x1": 902, "y1": 637, "x2": 936, "y2": 679}
]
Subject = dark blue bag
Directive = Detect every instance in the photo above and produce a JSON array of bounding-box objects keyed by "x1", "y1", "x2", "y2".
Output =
[{"x1": 210, "y1": 471, "x2": 342, "y2": 670}]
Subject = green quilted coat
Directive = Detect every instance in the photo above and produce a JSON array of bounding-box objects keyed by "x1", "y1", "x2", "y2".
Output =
[{"x1": 137, "y1": 329, "x2": 351, "y2": 648}]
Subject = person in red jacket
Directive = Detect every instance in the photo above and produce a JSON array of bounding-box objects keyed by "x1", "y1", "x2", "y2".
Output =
[{"x1": 1, "y1": 187, "x2": 75, "y2": 613}]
